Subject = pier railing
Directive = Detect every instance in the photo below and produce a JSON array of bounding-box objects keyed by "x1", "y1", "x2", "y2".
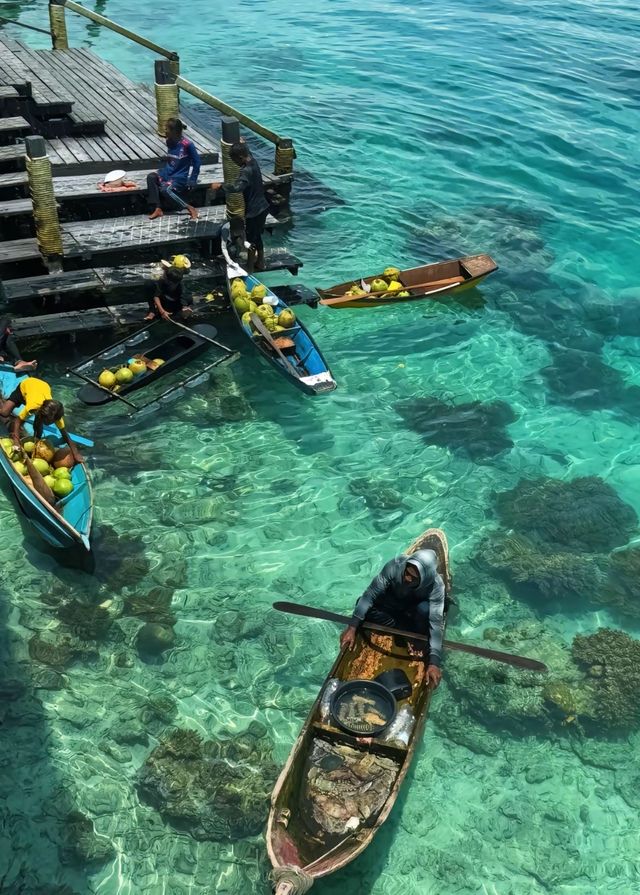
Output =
[{"x1": 47, "y1": 0, "x2": 295, "y2": 179}]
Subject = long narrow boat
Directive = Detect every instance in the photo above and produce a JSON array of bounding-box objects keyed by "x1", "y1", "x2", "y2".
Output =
[
  {"x1": 267, "y1": 527, "x2": 451, "y2": 892},
  {"x1": 0, "y1": 366, "x2": 93, "y2": 552},
  {"x1": 72, "y1": 321, "x2": 222, "y2": 406},
  {"x1": 316, "y1": 254, "x2": 498, "y2": 308},
  {"x1": 228, "y1": 273, "x2": 336, "y2": 396}
]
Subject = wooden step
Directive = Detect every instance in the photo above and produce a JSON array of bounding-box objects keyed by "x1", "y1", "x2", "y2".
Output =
[
  {"x1": 1, "y1": 249, "x2": 302, "y2": 304},
  {"x1": 0, "y1": 206, "x2": 285, "y2": 270},
  {"x1": 0, "y1": 143, "x2": 26, "y2": 172},
  {"x1": 0, "y1": 116, "x2": 31, "y2": 142},
  {"x1": 0, "y1": 197, "x2": 36, "y2": 217}
]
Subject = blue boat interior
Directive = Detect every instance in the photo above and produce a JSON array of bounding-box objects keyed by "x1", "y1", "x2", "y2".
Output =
[
  {"x1": 240, "y1": 276, "x2": 329, "y2": 377},
  {"x1": 0, "y1": 365, "x2": 92, "y2": 548}
]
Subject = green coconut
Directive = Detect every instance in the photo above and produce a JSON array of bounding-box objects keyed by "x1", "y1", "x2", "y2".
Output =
[
  {"x1": 13, "y1": 461, "x2": 28, "y2": 476},
  {"x1": 251, "y1": 283, "x2": 267, "y2": 301},
  {"x1": 115, "y1": 367, "x2": 134, "y2": 385},
  {"x1": 32, "y1": 458, "x2": 51, "y2": 476},
  {"x1": 383, "y1": 266, "x2": 401, "y2": 279},
  {"x1": 278, "y1": 309, "x2": 296, "y2": 329},
  {"x1": 43, "y1": 474, "x2": 56, "y2": 489},
  {"x1": 256, "y1": 304, "x2": 275, "y2": 322},
  {"x1": 371, "y1": 278, "x2": 388, "y2": 293},
  {"x1": 233, "y1": 294, "x2": 251, "y2": 315},
  {"x1": 53, "y1": 467, "x2": 71, "y2": 480},
  {"x1": 241, "y1": 311, "x2": 252, "y2": 328},
  {"x1": 52, "y1": 478, "x2": 74, "y2": 498}
]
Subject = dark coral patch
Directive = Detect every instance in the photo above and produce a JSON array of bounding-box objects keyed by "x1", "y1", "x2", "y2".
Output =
[
  {"x1": 572, "y1": 628, "x2": 640, "y2": 730},
  {"x1": 137, "y1": 728, "x2": 277, "y2": 841},
  {"x1": 494, "y1": 476, "x2": 637, "y2": 553},
  {"x1": 395, "y1": 395, "x2": 517, "y2": 461}
]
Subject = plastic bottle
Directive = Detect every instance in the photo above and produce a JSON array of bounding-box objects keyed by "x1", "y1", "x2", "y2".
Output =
[
  {"x1": 380, "y1": 705, "x2": 415, "y2": 747},
  {"x1": 318, "y1": 678, "x2": 340, "y2": 723}
]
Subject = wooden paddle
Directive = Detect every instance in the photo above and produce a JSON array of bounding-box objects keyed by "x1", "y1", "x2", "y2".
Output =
[
  {"x1": 250, "y1": 314, "x2": 302, "y2": 378},
  {"x1": 22, "y1": 451, "x2": 56, "y2": 505},
  {"x1": 320, "y1": 276, "x2": 464, "y2": 306},
  {"x1": 273, "y1": 601, "x2": 548, "y2": 672}
]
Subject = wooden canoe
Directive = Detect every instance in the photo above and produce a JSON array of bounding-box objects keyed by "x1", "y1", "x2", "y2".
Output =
[
  {"x1": 0, "y1": 366, "x2": 93, "y2": 552},
  {"x1": 229, "y1": 274, "x2": 337, "y2": 396},
  {"x1": 316, "y1": 254, "x2": 498, "y2": 308},
  {"x1": 267, "y1": 527, "x2": 451, "y2": 892}
]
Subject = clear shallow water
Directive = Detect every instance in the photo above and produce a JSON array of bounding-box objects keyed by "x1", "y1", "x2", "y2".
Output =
[{"x1": 2, "y1": 1, "x2": 640, "y2": 893}]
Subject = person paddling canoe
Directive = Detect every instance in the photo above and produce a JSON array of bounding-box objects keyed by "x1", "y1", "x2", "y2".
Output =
[{"x1": 340, "y1": 550, "x2": 445, "y2": 688}]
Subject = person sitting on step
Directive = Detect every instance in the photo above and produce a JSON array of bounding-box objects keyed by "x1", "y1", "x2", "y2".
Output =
[
  {"x1": 145, "y1": 255, "x2": 194, "y2": 321},
  {"x1": 0, "y1": 318, "x2": 36, "y2": 372},
  {"x1": 147, "y1": 117, "x2": 200, "y2": 221}
]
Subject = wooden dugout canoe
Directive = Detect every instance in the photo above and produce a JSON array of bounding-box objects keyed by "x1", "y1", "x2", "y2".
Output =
[
  {"x1": 316, "y1": 254, "x2": 498, "y2": 308},
  {"x1": 267, "y1": 527, "x2": 452, "y2": 892}
]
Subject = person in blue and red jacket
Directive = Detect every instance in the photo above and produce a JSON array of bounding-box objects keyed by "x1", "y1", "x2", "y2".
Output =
[{"x1": 147, "y1": 117, "x2": 201, "y2": 221}]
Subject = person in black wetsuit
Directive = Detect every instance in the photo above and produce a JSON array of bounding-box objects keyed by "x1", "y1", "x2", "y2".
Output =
[
  {"x1": 340, "y1": 550, "x2": 446, "y2": 689},
  {"x1": 210, "y1": 142, "x2": 270, "y2": 272},
  {"x1": 0, "y1": 318, "x2": 36, "y2": 372},
  {"x1": 145, "y1": 257, "x2": 194, "y2": 321}
]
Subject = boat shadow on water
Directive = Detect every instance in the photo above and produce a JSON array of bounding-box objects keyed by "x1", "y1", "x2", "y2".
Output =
[{"x1": 0, "y1": 548, "x2": 100, "y2": 890}]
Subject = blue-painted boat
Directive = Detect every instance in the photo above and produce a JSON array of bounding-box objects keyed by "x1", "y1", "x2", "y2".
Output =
[
  {"x1": 229, "y1": 274, "x2": 337, "y2": 396},
  {"x1": 0, "y1": 366, "x2": 93, "y2": 552}
]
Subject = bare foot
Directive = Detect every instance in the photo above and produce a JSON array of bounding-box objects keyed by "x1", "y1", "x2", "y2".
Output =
[
  {"x1": 14, "y1": 360, "x2": 37, "y2": 372},
  {"x1": 149, "y1": 208, "x2": 164, "y2": 220},
  {"x1": 143, "y1": 313, "x2": 155, "y2": 321},
  {"x1": 187, "y1": 205, "x2": 199, "y2": 221}
]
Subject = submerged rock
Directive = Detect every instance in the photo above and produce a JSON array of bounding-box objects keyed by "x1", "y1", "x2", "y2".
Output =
[
  {"x1": 123, "y1": 587, "x2": 177, "y2": 626},
  {"x1": 57, "y1": 600, "x2": 112, "y2": 641},
  {"x1": 137, "y1": 728, "x2": 277, "y2": 841},
  {"x1": 59, "y1": 811, "x2": 114, "y2": 866},
  {"x1": 28, "y1": 633, "x2": 90, "y2": 668},
  {"x1": 136, "y1": 623, "x2": 176, "y2": 656},
  {"x1": 395, "y1": 394, "x2": 517, "y2": 460}
]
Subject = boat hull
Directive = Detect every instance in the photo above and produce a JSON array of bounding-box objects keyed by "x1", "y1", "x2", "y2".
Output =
[
  {"x1": 0, "y1": 366, "x2": 93, "y2": 551},
  {"x1": 77, "y1": 323, "x2": 219, "y2": 405},
  {"x1": 229, "y1": 275, "x2": 336, "y2": 395},
  {"x1": 317, "y1": 254, "x2": 498, "y2": 308},
  {"x1": 267, "y1": 528, "x2": 451, "y2": 885}
]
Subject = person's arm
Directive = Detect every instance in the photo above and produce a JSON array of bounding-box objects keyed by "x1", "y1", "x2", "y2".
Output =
[
  {"x1": 10, "y1": 414, "x2": 22, "y2": 446},
  {"x1": 153, "y1": 287, "x2": 171, "y2": 320},
  {"x1": 181, "y1": 282, "x2": 193, "y2": 314},
  {"x1": 211, "y1": 166, "x2": 250, "y2": 195},
  {"x1": 60, "y1": 428, "x2": 83, "y2": 464},
  {"x1": 341, "y1": 560, "x2": 395, "y2": 649},
  {"x1": 187, "y1": 141, "x2": 201, "y2": 186},
  {"x1": 425, "y1": 575, "x2": 446, "y2": 687}
]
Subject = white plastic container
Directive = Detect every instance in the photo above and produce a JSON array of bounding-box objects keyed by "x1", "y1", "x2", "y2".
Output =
[{"x1": 380, "y1": 705, "x2": 415, "y2": 748}]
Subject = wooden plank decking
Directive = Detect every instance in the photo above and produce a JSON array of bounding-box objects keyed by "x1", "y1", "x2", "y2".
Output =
[{"x1": 0, "y1": 37, "x2": 221, "y2": 173}]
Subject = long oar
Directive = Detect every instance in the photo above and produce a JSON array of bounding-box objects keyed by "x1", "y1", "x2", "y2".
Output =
[{"x1": 273, "y1": 601, "x2": 547, "y2": 672}]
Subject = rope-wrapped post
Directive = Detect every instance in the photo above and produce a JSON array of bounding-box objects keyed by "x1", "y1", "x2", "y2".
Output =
[
  {"x1": 274, "y1": 138, "x2": 295, "y2": 176},
  {"x1": 220, "y1": 116, "x2": 245, "y2": 245},
  {"x1": 49, "y1": 0, "x2": 69, "y2": 50},
  {"x1": 154, "y1": 59, "x2": 179, "y2": 136},
  {"x1": 25, "y1": 136, "x2": 64, "y2": 267}
]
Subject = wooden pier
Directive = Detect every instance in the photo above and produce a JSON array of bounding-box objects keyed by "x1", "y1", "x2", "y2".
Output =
[{"x1": 0, "y1": 5, "x2": 300, "y2": 339}]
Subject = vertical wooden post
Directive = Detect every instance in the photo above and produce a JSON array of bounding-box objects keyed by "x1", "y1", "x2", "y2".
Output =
[
  {"x1": 274, "y1": 137, "x2": 295, "y2": 176},
  {"x1": 154, "y1": 60, "x2": 179, "y2": 136},
  {"x1": 168, "y1": 54, "x2": 181, "y2": 80},
  {"x1": 25, "y1": 136, "x2": 64, "y2": 269},
  {"x1": 49, "y1": 0, "x2": 69, "y2": 50},
  {"x1": 220, "y1": 116, "x2": 246, "y2": 245}
]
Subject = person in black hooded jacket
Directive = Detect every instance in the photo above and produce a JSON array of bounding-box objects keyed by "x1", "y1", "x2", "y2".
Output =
[{"x1": 340, "y1": 549, "x2": 445, "y2": 688}]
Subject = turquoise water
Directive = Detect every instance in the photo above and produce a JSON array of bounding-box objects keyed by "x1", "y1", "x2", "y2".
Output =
[{"x1": 2, "y1": 1, "x2": 640, "y2": 893}]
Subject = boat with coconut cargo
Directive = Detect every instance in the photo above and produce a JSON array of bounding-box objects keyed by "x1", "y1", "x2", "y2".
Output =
[
  {"x1": 0, "y1": 366, "x2": 93, "y2": 552},
  {"x1": 267, "y1": 528, "x2": 451, "y2": 893},
  {"x1": 69, "y1": 319, "x2": 237, "y2": 412},
  {"x1": 316, "y1": 254, "x2": 498, "y2": 308}
]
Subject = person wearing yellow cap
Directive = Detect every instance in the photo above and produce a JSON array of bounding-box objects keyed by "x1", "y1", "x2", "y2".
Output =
[{"x1": 145, "y1": 256, "x2": 194, "y2": 321}]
